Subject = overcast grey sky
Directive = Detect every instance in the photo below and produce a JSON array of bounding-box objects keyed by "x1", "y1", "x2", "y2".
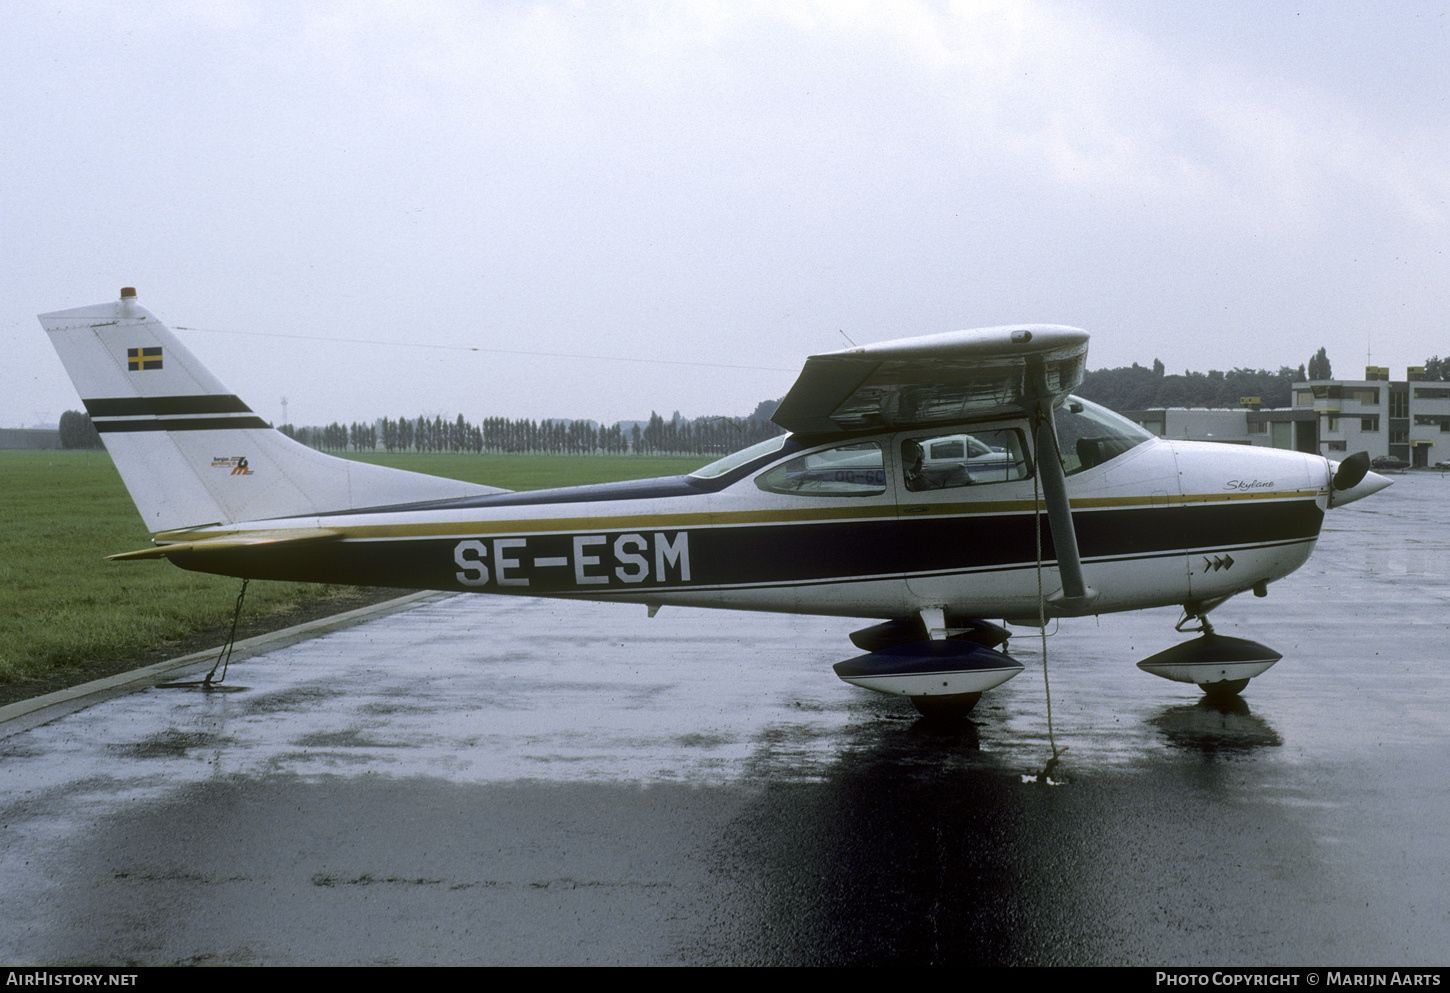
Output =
[{"x1": 6, "y1": 1, "x2": 1448, "y2": 430}]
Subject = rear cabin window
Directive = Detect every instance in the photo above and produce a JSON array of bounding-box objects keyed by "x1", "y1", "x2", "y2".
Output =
[{"x1": 756, "y1": 442, "x2": 886, "y2": 496}]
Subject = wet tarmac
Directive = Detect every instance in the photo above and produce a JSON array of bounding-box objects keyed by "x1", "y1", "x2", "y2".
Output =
[{"x1": 1, "y1": 475, "x2": 1448, "y2": 965}]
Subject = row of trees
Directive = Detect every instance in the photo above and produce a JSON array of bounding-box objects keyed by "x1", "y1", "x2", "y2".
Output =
[
  {"x1": 1076, "y1": 363, "x2": 1308, "y2": 411},
  {"x1": 1077, "y1": 347, "x2": 1341, "y2": 411},
  {"x1": 55, "y1": 403, "x2": 783, "y2": 455},
  {"x1": 1081, "y1": 346, "x2": 1450, "y2": 413},
  {"x1": 279, "y1": 402, "x2": 785, "y2": 457}
]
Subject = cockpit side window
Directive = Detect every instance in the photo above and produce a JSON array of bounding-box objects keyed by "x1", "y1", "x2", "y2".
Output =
[
  {"x1": 756, "y1": 441, "x2": 886, "y2": 496},
  {"x1": 902, "y1": 428, "x2": 1030, "y2": 491},
  {"x1": 1052, "y1": 396, "x2": 1154, "y2": 475}
]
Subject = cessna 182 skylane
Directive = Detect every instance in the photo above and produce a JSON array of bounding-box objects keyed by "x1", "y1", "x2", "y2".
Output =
[{"x1": 41, "y1": 289, "x2": 1391, "y2": 720}]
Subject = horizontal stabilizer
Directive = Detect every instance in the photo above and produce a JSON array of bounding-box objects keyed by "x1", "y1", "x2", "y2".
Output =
[{"x1": 108, "y1": 528, "x2": 343, "y2": 561}]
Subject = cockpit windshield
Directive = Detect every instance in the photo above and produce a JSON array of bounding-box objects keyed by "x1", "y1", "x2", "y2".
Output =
[{"x1": 1054, "y1": 395, "x2": 1154, "y2": 475}]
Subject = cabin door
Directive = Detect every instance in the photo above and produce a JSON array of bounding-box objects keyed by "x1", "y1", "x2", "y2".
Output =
[{"x1": 894, "y1": 422, "x2": 1040, "y2": 613}]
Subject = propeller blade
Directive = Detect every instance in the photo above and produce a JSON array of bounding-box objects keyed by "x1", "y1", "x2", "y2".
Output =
[{"x1": 1333, "y1": 451, "x2": 1370, "y2": 491}]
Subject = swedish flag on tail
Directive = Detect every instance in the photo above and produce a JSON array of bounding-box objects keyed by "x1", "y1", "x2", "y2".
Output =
[
  {"x1": 40, "y1": 288, "x2": 505, "y2": 532},
  {"x1": 126, "y1": 346, "x2": 163, "y2": 370}
]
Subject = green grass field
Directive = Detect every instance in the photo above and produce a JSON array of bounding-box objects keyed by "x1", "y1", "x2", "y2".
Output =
[{"x1": 0, "y1": 449, "x2": 709, "y2": 685}]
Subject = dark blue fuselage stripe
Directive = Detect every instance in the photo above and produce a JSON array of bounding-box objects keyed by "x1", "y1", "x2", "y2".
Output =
[
  {"x1": 164, "y1": 500, "x2": 1325, "y2": 595},
  {"x1": 83, "y1": 395, "x2": 267, "y2": 433},
  {"x1": 84, "y1": 395, "x2": 255, "y2": 417},
  {"x1": 93, "y1": 416, "x2": 271, "y2": 433}
]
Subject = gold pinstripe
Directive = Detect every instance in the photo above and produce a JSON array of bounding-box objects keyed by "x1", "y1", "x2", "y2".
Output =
[{"x1": 150, "y1": 488, "x2": 1325, "y2": 547}]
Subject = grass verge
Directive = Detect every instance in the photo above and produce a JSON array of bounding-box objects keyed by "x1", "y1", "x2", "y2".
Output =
[{"x1": 0, "y1": 449, "x2": 708, "y2": 697}]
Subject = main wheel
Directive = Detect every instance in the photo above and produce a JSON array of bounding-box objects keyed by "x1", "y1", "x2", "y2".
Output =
[{"x1": 910, "y1": 692, "x2": 981, "y2": 722}]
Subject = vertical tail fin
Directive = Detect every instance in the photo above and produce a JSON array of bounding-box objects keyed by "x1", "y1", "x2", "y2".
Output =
[{"x1": 40, "y1": 288, "x2": 505, "y2": 532}]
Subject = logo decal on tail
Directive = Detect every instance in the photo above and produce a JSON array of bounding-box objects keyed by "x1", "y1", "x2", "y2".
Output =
[{"x1": 211, "y1": 456, "x2": 254, "y2": 476}]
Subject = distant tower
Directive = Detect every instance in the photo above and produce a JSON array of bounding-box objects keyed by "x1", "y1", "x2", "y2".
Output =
[{"x1": 281, "y1": 396, "x2": 288, "y2": 426}]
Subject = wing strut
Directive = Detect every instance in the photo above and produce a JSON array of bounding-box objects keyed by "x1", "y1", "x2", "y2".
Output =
[{"x1": 1028, "y1": 357, "x2": 1098, "y2": 614}]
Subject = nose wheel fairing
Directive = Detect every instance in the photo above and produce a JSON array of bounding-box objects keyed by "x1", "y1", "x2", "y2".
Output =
[{"x1": 1136, "y1": 632, "x2": 1282, "y2": 697}]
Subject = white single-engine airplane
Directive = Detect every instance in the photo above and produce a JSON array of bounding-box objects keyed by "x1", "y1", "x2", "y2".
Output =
[{"x1": 41, "y1": 289, "x2": 1391, "y2": 720}]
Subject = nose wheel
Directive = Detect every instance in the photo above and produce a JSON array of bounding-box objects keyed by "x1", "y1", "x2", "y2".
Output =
[
  {"x1": 1197, "y1": 677, "x2": 1251, "y2": 700},
  {"x1": 910, "y1": 692, "x2": 981, "y2": 722}
]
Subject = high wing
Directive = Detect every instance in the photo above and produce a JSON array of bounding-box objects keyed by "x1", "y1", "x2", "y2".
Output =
[
  {"x1": 771, "y1": 325, "x2": 1089, "y2": 436},
  {"x1": 770, "y1": 323, "x2": 1096, "y2": 611}
]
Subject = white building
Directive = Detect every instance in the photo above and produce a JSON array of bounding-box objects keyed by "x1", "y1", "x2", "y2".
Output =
[
  {"x1": 1124, "y1": 403, "x2": 1318, "y2": 454},
  {"x1": 1296, "y1": 367, "x2": 1450, "y2": 468},
  {"x1": 1123, "y1": 367, "x2": 1450, "y2": 467}
]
